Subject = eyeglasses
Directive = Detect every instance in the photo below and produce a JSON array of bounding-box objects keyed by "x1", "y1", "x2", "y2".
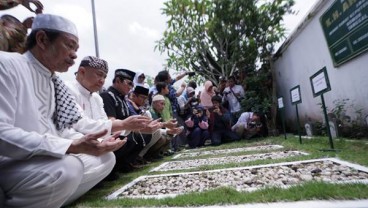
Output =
[
  {"x1": 138, "y1": 95, "x2": 148, "y2": 100},
  {"x1": 123, "y1": 79, "x2": 134, "y2": 87}
]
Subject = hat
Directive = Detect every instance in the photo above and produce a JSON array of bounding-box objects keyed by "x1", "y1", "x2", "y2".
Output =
[
  {"x1": 134, "y1": 86, "x2": 149, "y2": 96},
  {"x1": 115, "y1": 69, "x2": 135, "y2": 81},
  {"x1": 80, "y1": 56, "x2": 108, "y2": 74},
  {"x1": 152, "y1": 94, "x2": 165, "y2": 102},
  {"x1": 187, "y1": 87, "x2": 195, "y2": 95},
  {"x1": 32, "y1": 14, "x2": 78, "y2": 38}
]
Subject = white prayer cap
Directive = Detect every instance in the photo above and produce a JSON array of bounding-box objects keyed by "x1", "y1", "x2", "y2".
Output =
[
  {"x1": 32, "y1": 14, "x2": 78, "y2": 38},
  {"x1": 152, "y1": 95, "x2": 165, "y2": 102}
]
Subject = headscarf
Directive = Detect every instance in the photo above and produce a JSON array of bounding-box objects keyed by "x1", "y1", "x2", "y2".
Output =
[
  {"x1": 200, "y1": 80, "x2": 215, "y2": 108},
  {"x1": 133, "y1": 71, "x2": 149, "y2": 88}
]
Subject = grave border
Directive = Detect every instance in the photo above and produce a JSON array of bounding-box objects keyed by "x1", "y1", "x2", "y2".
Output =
[{"x1": 106, "y1": 158, "x2": 368, "y2": 200}]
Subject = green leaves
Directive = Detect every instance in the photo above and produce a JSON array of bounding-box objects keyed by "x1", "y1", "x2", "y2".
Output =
[
  {"x1": 157, "y1": 0, "x2": 294, "y2": 82},
  {"x1": 157, "y1": 0, "x2": 294, "y2": 124}
]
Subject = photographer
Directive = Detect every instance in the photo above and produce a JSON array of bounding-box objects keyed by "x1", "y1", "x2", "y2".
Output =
[
  {"x1": 222, "y1": 76, "x2": 245, "y2": 124},
  {"x1": 231, "y1": 112, "x2": 264, "y2": 139},
  {"x1": 177, "y1": 87, "x2": 196, "y2": 119},
  {"x1": 209, "y1": 96, "x2": 240, "y2": 146},
  {"x1": 184, "y1": 105, "x2": 210, "y2": 148}
]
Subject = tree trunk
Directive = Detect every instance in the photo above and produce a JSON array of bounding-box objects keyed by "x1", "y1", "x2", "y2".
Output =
[{"x1": 269, "y1": 55, "x2": 278, "y2": 135}]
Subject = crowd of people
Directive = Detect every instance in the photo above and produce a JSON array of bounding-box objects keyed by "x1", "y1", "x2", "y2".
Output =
[{"x1": 0, "y1": 8, "x2": 268, "y2": 208}]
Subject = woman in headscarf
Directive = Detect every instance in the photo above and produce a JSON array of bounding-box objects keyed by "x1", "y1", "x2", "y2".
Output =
[
  {"x1": 200, "y1": 80, "x2": 215, "y2": 109},
  {"x1": 133, "y1": 71, "x2": 149, "y2": 88}
]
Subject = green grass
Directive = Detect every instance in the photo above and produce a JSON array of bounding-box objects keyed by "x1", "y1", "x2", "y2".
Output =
[{"x1": 69, "y1": 136, "x2": 368, "y2": 207}]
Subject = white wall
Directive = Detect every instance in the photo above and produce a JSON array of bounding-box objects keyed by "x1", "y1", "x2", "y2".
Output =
[{"x1": 273, "y1": 0, "x2": 368, "y2": 130}]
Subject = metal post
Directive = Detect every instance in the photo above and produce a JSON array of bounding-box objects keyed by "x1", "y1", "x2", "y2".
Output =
[
  {"x1": 91, "y1": 0, "x2": 100, "y2": 57},
  {"x1": 296, "y1": 104, "x2": 302, "y2": 144},
  {"x1": 281, "y1": 108, "x2": 287, "y2": 139},
  {"x1": 321, "y1": 94, "x2": 334, "y2": 149}
]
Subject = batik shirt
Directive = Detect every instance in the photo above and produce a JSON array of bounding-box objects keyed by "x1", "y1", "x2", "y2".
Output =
[{"x1": 168, "y1": 80, "x2": 179, "y2": 114}]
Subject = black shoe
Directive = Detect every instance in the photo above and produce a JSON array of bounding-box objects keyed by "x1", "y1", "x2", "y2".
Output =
[
  {"x1": 117, "y1": 164, "x2": 135, "y2": 173},
  {"x1": 104, "y1": 172, "x2": 119, "y2": 181},
  {"x1": 129, "y1": 162, "x2": 145, "y2": 170},
  {"x1": 136, "y1": 156, "x2": 150, "y2": 165},
  {"x1": 92, "y1": 181, "x2": 105, "y2": 189},
  {"x1": 149, "y1": 154, "x2": 164, "y2": 162},
  {"x1": 163, "y1": 150, "x2": 175, "y2": 156}
]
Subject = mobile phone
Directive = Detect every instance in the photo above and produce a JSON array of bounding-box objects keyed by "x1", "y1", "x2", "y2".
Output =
[{"x1": 140, "y1": 109, "x2": 147, "y2": 116}]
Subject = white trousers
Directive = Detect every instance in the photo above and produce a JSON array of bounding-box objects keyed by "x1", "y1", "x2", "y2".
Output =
[
  {"x1": 139, "y1": 130, "x2": 162, "y2": 157},
  {"x1": 0, "y1": 152, "x2": 115, "y2": 208}
]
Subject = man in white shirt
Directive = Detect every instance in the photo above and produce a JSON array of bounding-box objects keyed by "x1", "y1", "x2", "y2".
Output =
[
  {"x1": 222, "y1": 76, "x2": 245, "y2": 124},
  {"x1": 66, "y1": 56, "x2": 153, "y2": 136},
  {"x1": 66, "y1": 56, "x2": 161, "y2": 178},
  {"x1": 231, "y1": 112, "x2": 262, "y2": 139},
  {"x1": 0, "y1": 14, "x2": 132, "y2": 208}
]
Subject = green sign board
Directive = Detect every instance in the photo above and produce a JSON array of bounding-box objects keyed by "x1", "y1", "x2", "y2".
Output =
[{"x1": 320, "y1": 0, "x2": 368, "y2": 66}]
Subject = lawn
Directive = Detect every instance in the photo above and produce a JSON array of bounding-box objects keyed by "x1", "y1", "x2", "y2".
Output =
[{"x1": 69, "y1": 136, "x2": 368, "y2": 207}]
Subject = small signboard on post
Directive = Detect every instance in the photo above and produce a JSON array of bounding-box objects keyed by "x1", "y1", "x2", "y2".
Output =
[
  {"x1": 278, "y1": 97, "x2": 284, "y2": 109},
  {"x1": 278, "y1": 96, "x2": 287, "y2": 139},
  {"x1": 310, "y1": 66, "x2": 335, "y2": 150},
  {"x1": 310, "y1": 67, "x2": 331, "y2": 97},
  {"x1": 290, "y1": 85, "x2": 302, "y2": 105},
  {"x1": 290, "y1": 85, "x2": 302, "y2": 144}
]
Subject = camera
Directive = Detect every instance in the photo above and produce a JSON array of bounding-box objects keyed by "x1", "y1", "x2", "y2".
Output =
[
  {"x1": 223, "y1": 91, "x2": 231, "y2": 95},
  {"x1": 190, "y1": 97, "x2": 199, "y2": 107},
  {"x1": 248, "y1": 121, "x2": 262, "y2": 129},
  {"x1": 187, "y1": 72, "x2": 195, "y2": 77},
  {"x1": 196, "y1": 109, "x2": 203, "y2": 115}
]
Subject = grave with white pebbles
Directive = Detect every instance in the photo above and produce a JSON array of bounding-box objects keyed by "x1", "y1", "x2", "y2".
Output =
[
  {"x1": 172, "y1": 144, "x2": 283, "y2": 159},
  {"x1": 152, "y1": 150, "x2": 308, "y2": 172},
  {"x1": 107, "y1": 158, "x2": 368, "y2": 199}
]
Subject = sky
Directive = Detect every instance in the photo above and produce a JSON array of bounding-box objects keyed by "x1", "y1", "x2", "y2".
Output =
[{"x1": 1, "y1": 0, "x2": 319, "y2": 87}]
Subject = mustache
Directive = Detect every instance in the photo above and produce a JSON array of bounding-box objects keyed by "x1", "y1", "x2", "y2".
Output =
[{"x1": 66, "y1": 59, "x2": 75, "y2": 66}]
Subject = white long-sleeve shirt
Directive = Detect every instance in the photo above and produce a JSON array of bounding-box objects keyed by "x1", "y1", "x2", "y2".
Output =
[
  {"x1": 0, "y1": 51, "x2": 74, "y2": 160},
  {"x1": 222, "y1": 85, "x2": 245, "y2": 113},
  {"x1": 231, "y1": 112, "x2": 253, "y2": 131},
  {"x1": 67, "y1": 80, "x2": 107, "y2": 120},
  {"x1": 65, "y1": 80, "x2": 113, "y2": 137}
]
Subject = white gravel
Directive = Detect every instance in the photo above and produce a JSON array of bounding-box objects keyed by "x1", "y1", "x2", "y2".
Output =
[
  {"x1": 173, "y1": 145, "x2": 283, "y2": 159},
  {"x1": 152, "y1": 150, "x2": 308, "y2": 172},
  {"x1": 107, "y1": 158, "x2": 368, "y2": 199}
]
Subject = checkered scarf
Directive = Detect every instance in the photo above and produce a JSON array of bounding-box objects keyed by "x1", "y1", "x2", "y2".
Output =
[{"x1": 52, "y1": 76, "x2": 81, "y2": 131}]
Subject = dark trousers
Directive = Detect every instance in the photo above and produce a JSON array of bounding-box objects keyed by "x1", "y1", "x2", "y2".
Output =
[
  {"x1": 113, "y1": 133, "x2": 151, "y2": 172},
  {"x1": 211, "y1": 129, "x2": 240, "y2": 146},
  {"x1": 187, "y1": 127, "x2": 209, "y2": 148},
  {"x1": 171, "y1": 112, "x2": 186, "y2": 151}
]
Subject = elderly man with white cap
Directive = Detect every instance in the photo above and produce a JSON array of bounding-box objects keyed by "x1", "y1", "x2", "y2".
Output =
[
  {"x1": 0, "y1": 14, "x2": 141, "y2": 208},
  {"x1": 66, "y1": 56, "x2": 153, "y2": 137},
  {"x1": 141, "y1": 95, "x2": 183, "y2": 161}
]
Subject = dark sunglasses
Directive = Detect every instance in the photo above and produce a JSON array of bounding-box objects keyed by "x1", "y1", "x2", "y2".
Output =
[{"x1": 123, "y1": 79, "x2": 134, "y2": 87}]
